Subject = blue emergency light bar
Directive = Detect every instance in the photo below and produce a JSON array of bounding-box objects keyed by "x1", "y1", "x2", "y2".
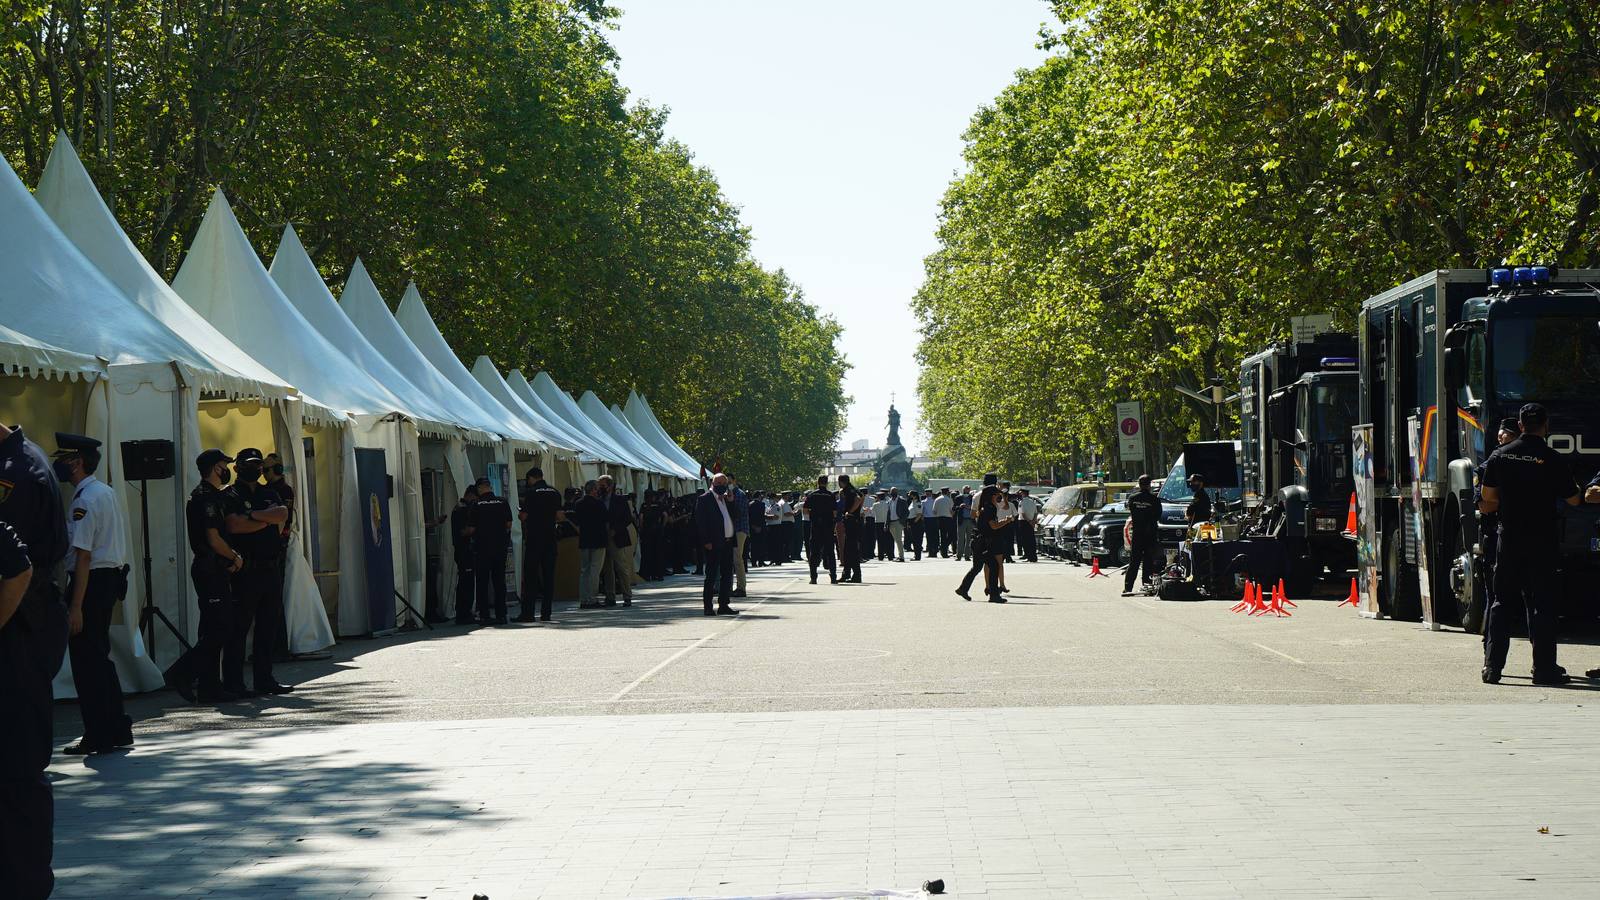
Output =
[
  {"x1": 1320, "y1": 357, "x2": 1357, "y2": 369},
  {"x1": 1490, "y1": 265, "x2": 1552, "y2": 289}
]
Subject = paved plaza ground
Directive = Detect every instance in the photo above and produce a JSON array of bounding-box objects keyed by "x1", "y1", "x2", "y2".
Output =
[{"x1": 49, "y1": 557, "x2": 1600, "y2": 898}]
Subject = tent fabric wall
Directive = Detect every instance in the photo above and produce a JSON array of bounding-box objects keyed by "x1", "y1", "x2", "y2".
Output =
[
  {"x1": 272, "y1": 396, "x2": 338, "y2": 652},
  {"x1": 470, "y1": 357, "x2": 594, "y2": 466},
  {"x1": 622, "y1": 391, "x2": 706, "y2": 481},
  {"x1": 526, "y1": 371, "x2": 651, "y2": 473},
  {"x1": 439, "y1": 439, "x2": 474, "y2": 619},
  {"x1": 579, "y1": 391, "x2": 694, "y2": 481}
]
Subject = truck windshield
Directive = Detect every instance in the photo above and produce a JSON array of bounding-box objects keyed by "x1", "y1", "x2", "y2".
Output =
[
  {"x1": 1310, "y1": 382, "x2": 1358, "y2": 444},
  {"x1": 1493, "y1": 316, "x2": 1600, "y2": 405},
  {"x1": 1158, "y1": 457, "x2": 1244, "y2": 503}
]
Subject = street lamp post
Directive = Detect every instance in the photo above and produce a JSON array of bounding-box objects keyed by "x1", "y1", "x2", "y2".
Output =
[{"x1": 1174, "y1": 379, "x2": 1239, "y2": 439}]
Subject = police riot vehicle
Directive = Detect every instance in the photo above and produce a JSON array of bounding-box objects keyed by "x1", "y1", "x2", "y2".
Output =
[
  {"x1": 1356, "y1": 267, "x2": 1600, "y2": 630},
  {"x1": 1238, "y1": 333, "x2": 1360, "y2": 593}
]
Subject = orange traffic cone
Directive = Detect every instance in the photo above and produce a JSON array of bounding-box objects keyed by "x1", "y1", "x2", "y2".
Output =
[
  {"x1": 1250, "y1": 581, "x2": 1272, "y2": 615},
  {"x1": 1086, "y1": 556, "x2": 1108, "y2": 578},
  {"x1": 1276, "y1": 578, "x2": 1297, "y2": 608},
  {"x1": 1338, "y1": 577, "x2": 1359, "y2": 607},
  {"x1": 1343, "y1": 492, "x2": 1358, "y2": 535},
  {"x1": 1230, "y1": 581, "x2": 1255, "y2": 613}
]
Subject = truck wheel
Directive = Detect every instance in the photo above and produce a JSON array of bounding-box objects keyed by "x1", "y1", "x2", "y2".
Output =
[
  {"x1": 1447, "y1": 516, "x2": 1486, "y2": 634},
  {"x1": 1381, "y1": 524, "x2": 1422, "y2": 621}
]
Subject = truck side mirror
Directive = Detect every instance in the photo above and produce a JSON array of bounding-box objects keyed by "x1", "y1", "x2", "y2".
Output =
[{"x1": 1443, "y1": 346, "x2": 1463, "y2": 389}]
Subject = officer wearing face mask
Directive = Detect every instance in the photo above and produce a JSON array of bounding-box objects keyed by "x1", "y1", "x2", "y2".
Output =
[
  {"x1": 222, "y1": 449, "x2": 292, "y2": 696},
  {"x1": 166, "y1": 449, "x2": 245, "y2": 703}
]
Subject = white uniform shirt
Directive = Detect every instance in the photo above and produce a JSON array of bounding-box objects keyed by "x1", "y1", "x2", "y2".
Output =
[
  {"x1": 778, "y1": 500, "x2": 795, "y2": 524},
  {"x1": 68, "y1": 475, "x2": 128, "y2": 570},
  {"x1": 921, "y1": 496, "x2": 937, "y2": 518},
  {"x1": 932, "y1": 494, "x2": 953, "y2": 517},
  {"x1": 871, "y1": 499, "x2": 891, "y2": 524},
  {"x1": 1017, "y1": 496, "x2": 1040, "y2": 522},
  {"x1": 908, "y1": 499, "x2": 924, "y2": 521}
]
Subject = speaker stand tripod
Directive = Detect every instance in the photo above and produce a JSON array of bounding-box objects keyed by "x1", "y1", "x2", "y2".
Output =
[{"x1": 134, "y1": 478, "x2": 190, "y2": 656}]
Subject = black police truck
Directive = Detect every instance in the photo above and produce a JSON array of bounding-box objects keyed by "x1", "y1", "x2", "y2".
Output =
[
  {"x1": 1356, "y1": 267, "x2": 1600, "y2": 630},
  {"x1": 1238, "y1": 333, "x2": 1360, "y2": 593}
]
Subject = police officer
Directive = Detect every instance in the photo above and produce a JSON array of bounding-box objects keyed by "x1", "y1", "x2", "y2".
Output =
[
  {"x1": 469, "y1": 477, "x2": 513, "y2": 625},
  {"x1": 53, "y1": 433, "x2": 135, "y2": 754},
  {"x1": 168, "y1": 449, "x2": 245, "y2": 703},
  {"x1": 0, "y1": 419, "x2": 69, "y2": 900},
  {"x1": 517, "y1": 467, "x2": 563, "y2": 622},
  {"x1": 1186, "y1": 473, "x2": 1212, "y2": 525},
  {"x1": 450, "y1": 485, "x2": 478, "y2": 625},
  {"x1": 223, "y1": 449, "x2": 293, "y2": 696},
  {"x1": 1123, "y1": 474, "x2": 1163, "y2": 596},
  {"x1": 1474, "y1": 419, "x2": 1518, "y2": 653},
  {"x1": 837, "y1": 474, "x2": 864, "y2": 583},
  {"x1": 804, "y1": 476, "x2": 837, "y2": 584},
  {"x1": 1479, "y1": 403, "x2": 1580, "y2": 686}
]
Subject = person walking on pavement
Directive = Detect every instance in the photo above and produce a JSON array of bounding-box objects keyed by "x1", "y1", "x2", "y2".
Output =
[
  {"x1": 168, "y1": 450, "x2": 245, "y2": 703},
  {"x1": 1480, "y1": 403, "x2": 1583, "y2": 686},
  {"x1": 518, "y1": 467, "x2": 563, "y2": 621},
  {"x1": 694, "y1": 475, "x2": 741, "y2": 616},
  {"x1": 804, "y1": 476, "x2": 838, "y2": 584},
  {"x1": 450, "y1": 485, "x2": 478, "y2": 624},
  {"x1": 837, "y1": 474, "x2": 864, "y2": 583},
  {"x1": 469, "y1": 477, "x2": 513, "y2": 625},
  {"x1": 956, "y1": 485, "x2": 1011, "y2": 602},
  {"x1": 1122, "y1": 475, "x2": 1163, "y2": 596},
  {"x1": 0, "y1": 421, "x2": 70, "y2": 900},
  {"x1": 51, "y1": 434, "x2": 135, "y2": 754}
]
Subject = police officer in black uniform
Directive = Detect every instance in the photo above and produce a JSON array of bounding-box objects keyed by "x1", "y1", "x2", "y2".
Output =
[
  {"x1": 1186, "y1": 473, "x2": 1212, "y2": 525},
  {"x1": 0, "y1": 420, "x2": 69, "y2": 900},
  {"x1": 450, "y1": 485, "x2": 478, "y2": 624},
  {"x1": 223, "y1": 449, "x2": 293, "y2": 695},
  {"x1": 639, "y1": 490, "x2": 666, "y2": 581},
  {"x1": 804, "y1": 476, "x2": 837, "y2": 584},
  {"x1": 837, "y1": 475, "x2": 864, "y2": 583},
  {"x1": 1474, "y1": 418, "x2": 1518, "y2": 653},
  {"x1": 168, "y1": 449, "x2": 245, "y2": 703},
  {"x1": 1123, "y1": 474, "x2": 1163, "y2": 596},
  {"x1": 469, "y1": 477, "x2": 513, "y2": 625},
  {"x1": 1479, "y1": 403, "x2": 1581, "y2": 686},
  {"x1": 517, "y1": 467, "x2": 563, "y2": 622}
]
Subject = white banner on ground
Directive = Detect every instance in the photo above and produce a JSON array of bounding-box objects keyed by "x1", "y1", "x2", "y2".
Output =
[{"x1": 1116, "y1": 401, "x2": 1145, "y2": 463}]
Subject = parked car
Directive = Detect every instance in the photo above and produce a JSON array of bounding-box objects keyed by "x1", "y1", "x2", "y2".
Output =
[
  {"x1": 1056, "y1": 511, "x2": 1092, "y2": 563},
  {"x1": 1079, "y1": 501, "x2": 1131, "y2": 566}
]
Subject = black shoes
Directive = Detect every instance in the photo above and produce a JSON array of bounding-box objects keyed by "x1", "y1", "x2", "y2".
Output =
[
  {"x1": 731, "y1": 589, "x2": 747, "y2": 598},
  {"x1": 223, "y1": 683, "x2": 260, "y2": 699},
  {"x1": 64, "y1": 738, "x2": 131, "y2": 756},
  {"x1": 703, "y1": 607, "x2": 716, "y2": 616},
  {"x1": 1482, "y1": 667, "x2": 1501, "y2": 685},
  {"x1": 164, "y1": 668, "x2": 197, "y2": 704},
  {"x1": 196, "y1": 686, "x2": 242, "y2": 703},
  {"x1": 717, "y1": 606, "x2": 740, "y2": 615},
  {"x1": 810, "y1": 575, "x2": 818, "y2": 584},
  {"x1": 258, "y1": 681, "x2": 295, "y2": 695},
  {"x1": 515, "y1": 614, "x2": 536, "y2": 623},
  {"x1": 1532, "y1": 671, "x2": 1572, "y2": 686},
  {"x1": 955, "y1": 589, "x2": 972, "y2": 601}
]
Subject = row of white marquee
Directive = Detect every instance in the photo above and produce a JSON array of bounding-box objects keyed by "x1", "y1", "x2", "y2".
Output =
[{"x1": 0, "y1": 133, "x2": 707, "y2": 697}]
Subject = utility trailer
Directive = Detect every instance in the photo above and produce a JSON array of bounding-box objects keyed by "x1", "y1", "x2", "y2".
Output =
[{"x1": 1355, "y1": 267, "x2": 1600, "y2": 630}]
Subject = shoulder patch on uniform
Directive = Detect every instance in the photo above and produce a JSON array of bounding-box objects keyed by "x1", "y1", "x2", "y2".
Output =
[{"x1": 72, "y1": 507, "x2": 87, "y2": 521}]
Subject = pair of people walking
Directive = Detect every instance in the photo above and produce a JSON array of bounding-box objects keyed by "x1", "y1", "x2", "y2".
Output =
[{"x1": 954, "y1": 485, "x2": 1014, "y2": 602}]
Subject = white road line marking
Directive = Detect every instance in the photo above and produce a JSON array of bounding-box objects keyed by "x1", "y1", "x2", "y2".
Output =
[
  {"x1": 605, "y1": 576, "x2": 800, "y2": 702},
  {"x1": 1252, "y1": 642, "x2": 1306, "y2": 665}
]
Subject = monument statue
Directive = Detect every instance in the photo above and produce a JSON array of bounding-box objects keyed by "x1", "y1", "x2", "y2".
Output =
[{"x1": 871, "y1": 403, "x2": 917, "y2": 491}]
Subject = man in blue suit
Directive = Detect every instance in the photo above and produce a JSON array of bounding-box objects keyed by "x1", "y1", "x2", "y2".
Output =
[{"x1": 694, "y1": 474, "x2": 742, "y2": 617}]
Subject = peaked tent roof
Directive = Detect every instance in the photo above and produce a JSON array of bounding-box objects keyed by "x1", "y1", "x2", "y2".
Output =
[
  {"x1": 395, "y1": 284, "x2": 562, "y2": 448},
  {"x1": 0, "y1": 149, "x2": 246, "y2": 386},
  {"x1": 612, "y1": 400, "x2": 699, "y2": 481},
  {"x1": 268, "y1": 226, "x2": 460, "y2": 438},
  {"x1": 470, "y1": 357, "x2": 600, "y2": 460},
  {"x1": 34, "y1": 135, "x2": 303, "y2": 406},
  {"x1": 172, "y1": 190, "x2": 419, "y2": 423},
  {"x1": 581, "y1": 391, "x2": 696, "y2": 479},
  {"x1": 504, "y1": 369, "x2": 618, "y2": 466},
  {"x1": 337, "y1": 260, "x2": 502, "y2": 444},
  {"x1": 526, "y1": 371, "x2": 649, "y2": 471},
  {"x1": 623, "y1": 391, "x2": 704, "y2": 477}
]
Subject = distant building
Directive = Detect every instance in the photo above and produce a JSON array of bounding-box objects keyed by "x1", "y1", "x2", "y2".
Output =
[{"x1": 823, "y1": 444, "x2": 958, "y2": 482}]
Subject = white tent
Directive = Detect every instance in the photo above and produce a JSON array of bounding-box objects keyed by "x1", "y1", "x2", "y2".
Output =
[
  {"x1": 469, "y1": 357, "x2": 586, "y2": 487},
  {"x1": 172, "y1": 190, "x2": 428, "y2": 637},
  {"x1": 611, "y1": 400, "x2": 698, "y2": 487},
  {"x1": 623, "y1": 391, "x2": 706, "y2": 481},
  {"x1": 526, "y1": 371, "x2": 652, "y2": 482},
  {"x1": 31, "y1": 138, "x2": 337, "y2": 683},
  {"x1": 338, "y1": 264, "x2": 497, "y2": 619},
  {"x1": 0, "y1": 148, "x2": 252, "y2": 694},
  {"x1": 505, "y1": 369, "x2": 625, "y2": 471},
  {"x1": 581, "y1": 390, "x2": 694, "y2": 483}
]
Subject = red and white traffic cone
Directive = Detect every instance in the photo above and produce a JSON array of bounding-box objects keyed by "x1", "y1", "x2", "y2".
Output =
[
  {"x1": 1339, "y1": 577, "x2": 1360, "y2": 608},
  {"x1": 1086, "y1": 557, "x2": 1108, "y2": 578}
]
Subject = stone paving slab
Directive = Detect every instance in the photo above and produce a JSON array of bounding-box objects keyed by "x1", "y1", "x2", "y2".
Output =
[{"x1": 51, "y1": 703, "x2": 1600, "y2": 899}]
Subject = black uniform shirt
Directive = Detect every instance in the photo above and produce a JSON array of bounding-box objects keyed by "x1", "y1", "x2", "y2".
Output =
[
  {"x1": 227, "y1": 480, "x2": 285, "y2": 560},
  {"x1": 0, "y1": 520, "x2": 29, "y2": 580},
  {"x1": 641, "y1": 500, "x2": 665, "y2": 529},
  {"x1": 1126, "y1": 488, "x2": 1162, "y2": 538},
  {"x1": 523, "y1": 481, "x2": 563, "y2": 540},
  {"x1": 839, "y1": 487, "x2": 861, "y2": 521},
  {"x1": 264, "y1": 477, "x2": 295, "y2": 533},
  {"x1": 1188, "y1": 489, "x2": 1213, "y2": 524},
  {"x1": 470, "y1": 492, "x2": 513, "y2": 556},
  {"x1": 805, "y1": 489, "x2": 836, "y2": 530},
  {"x1": 0, "y1": 425, "x2": 67, "y2": 568},
  {"x1": 1481, "y1": 433, "x2": 1578, "y2": 542},
  {"x1": 186, "y1": 482, "x2": 230, "y2": 559},
  {"x1": 450, "y1": 502, "x2": 474, "y2": 558}
]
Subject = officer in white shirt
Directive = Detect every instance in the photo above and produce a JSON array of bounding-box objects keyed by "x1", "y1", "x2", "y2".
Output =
[
  {"x1": 870, "y1": 491, "x2": 891, "y2": 560},
  {"x1": 1016, "y1": 488, "x2": 1041, "y2": 562},
  {"x1": 52, "y1": 433, "x2": 133, "y2": 755}
]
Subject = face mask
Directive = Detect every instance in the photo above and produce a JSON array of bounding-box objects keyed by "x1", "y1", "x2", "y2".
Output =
[
  {"x1": 238, "y1": 463, "x2": 262, "y2": 482},
  {"x1": 714, "y1": 484, "x2": 728, "y2": 495},
  {"x1": 215, "y1": 466, "x2": 231, "y2": 486},
  {"x1": 52, "y1": 459, "x2": 75, "y2": 482}
]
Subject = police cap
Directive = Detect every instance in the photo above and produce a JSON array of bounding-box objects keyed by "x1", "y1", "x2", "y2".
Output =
[
  {"x1": 1518, "y1": 403, "x2": 1548, "y2": 429},
  {"x1": 235, "y1": 447, "x2": 265, "y2": 464},
  {"x1": 1497, "y1": 417, "x2": 1519, "y2": 434},
  {"x1": 475, "y1": 476, "x2": 492, "y2": 488},
  {"x1": 196, "y1": 448, "x2": 233, "y2": 474},
  {"x1": 51, "y1": 432, "x2": 101, "y2": 458}
]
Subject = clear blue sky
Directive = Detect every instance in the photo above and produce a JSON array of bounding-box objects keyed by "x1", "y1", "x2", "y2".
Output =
[{"x1": 608, "y1": 1, "x2": 1052, "y2": 454}]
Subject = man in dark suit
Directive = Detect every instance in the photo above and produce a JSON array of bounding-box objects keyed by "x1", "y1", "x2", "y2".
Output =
[
  {"x1": 597, "y1": 475, "x2": 635, "y2": 607},
  {"x1": 694, "y1": 474, "x2": 741, "y2": 616}
]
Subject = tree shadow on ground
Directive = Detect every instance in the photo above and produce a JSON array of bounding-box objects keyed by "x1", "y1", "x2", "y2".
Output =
[{"x1": 50, "y1": 733, "x2": 508, "y2": 898}]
